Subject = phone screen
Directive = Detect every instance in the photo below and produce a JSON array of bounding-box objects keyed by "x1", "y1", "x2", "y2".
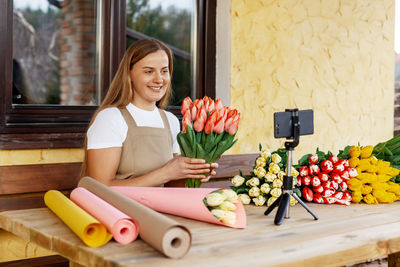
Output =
[{"x1": 274, "y1": 110, "x2": 314, "y2": 138}]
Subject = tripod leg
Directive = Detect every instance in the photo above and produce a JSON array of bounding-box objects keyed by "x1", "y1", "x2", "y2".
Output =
[
  {"x1": 274, "y1": 193, "x2": 290, "y2": 225},
  {"x1": 264, "y1": 194, "x2": 283, "y2": 216},
  {"x1": 291, "y1": 193, "x2": 318, "y2": 220}
]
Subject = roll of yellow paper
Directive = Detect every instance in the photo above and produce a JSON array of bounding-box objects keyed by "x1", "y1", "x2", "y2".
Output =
[{"x1": 44, "y1": 190, "x2": 112, "y2": 247}]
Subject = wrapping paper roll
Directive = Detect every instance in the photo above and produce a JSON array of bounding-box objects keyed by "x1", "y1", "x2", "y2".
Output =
[
  {"x1": 70, "y1": 187, "x2": 139, "y2": 244},
  {"x1": 111, "y1": 187, "x2": 247, "y2": 228},
  {"x1": 78, "y1": 176, "x2": 191, "y2": 259},
  {"x1": 44, "y1": 190, "x2": 112, "y2": 247}
]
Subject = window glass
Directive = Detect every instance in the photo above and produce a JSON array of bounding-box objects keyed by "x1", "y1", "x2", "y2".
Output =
[
  {"x1": 126, "y1": 0, "x2": 196, "y2": 106},
  {"x1": 13, "y1": 0, "x2": 100, "y2": 105}
]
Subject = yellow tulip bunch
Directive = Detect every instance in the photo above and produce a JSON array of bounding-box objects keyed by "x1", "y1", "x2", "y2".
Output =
[{"x1": 347, "y1": 145, "x2": 400, "y2": 204}]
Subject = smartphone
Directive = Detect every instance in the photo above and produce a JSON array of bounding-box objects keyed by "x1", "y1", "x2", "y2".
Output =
[{"x1": 274, "y1": 109, "x2": 314, "y2": 138}]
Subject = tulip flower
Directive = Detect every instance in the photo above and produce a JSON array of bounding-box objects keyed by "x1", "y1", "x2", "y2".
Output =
[
  {"x1": 215, "y1": 99, "x2": 223, "y2": 111},
  {"x1": 193, "y1": 106, "x2": 207, "y2": 132},
  {"x1": 177, "y1": 96, "x2": 241, "y2": 187},
  {"x1": 180, "y1": 96, "x2": 192, "y2": 115},
  {"x1": 204, "y1": 110, "x2": 218, "y2": 134},
  {"x1": 213, "y1": 116, "x2": 224, "y2": 134},
  {"x1": 182, "y1": 110, "x2": 192, "y2": 133},
  {"x1": 190, "y1": 105, "x2": 197, "y2": 121}
]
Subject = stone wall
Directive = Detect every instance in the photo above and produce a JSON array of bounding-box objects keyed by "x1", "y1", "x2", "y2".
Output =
[{"x1": 229, "y1": 0, "x2": 395, "y2": 158}]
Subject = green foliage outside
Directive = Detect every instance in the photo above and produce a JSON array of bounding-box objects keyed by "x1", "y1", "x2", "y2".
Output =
[{"x1": 126, "y1": 0, "x2": 193, "y2": 106}]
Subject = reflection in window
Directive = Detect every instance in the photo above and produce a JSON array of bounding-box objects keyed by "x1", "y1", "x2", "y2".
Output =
[
  {"x1": 126, "y1": 0, "x2": 196, "y2": 107},
  {"x1": 13, "y1": 0, "x2": 100, "y2": 105}
]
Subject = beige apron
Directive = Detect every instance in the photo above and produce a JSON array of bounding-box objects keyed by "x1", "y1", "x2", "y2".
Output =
[{"x1": 115, "y1": 108, "x2": 173, "y2": 180}]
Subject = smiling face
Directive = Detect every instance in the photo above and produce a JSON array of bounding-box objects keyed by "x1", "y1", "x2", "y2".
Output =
[{"x1": 130, "y1": 50, "x2": 171, "y2": 110}]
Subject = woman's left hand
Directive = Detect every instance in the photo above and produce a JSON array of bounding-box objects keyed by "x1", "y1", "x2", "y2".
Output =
[{"x1": 200, "y1": 162, "x2": 219, "y2": 182}]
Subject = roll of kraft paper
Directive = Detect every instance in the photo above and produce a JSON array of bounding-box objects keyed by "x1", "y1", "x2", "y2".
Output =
[
  {"x1": 70, "y1": 187, "x2": 139, "y2": 244},
  {"x1": 78, "y1": 176, "x2": 191, "y2": 259},
  {"x1": 44, "y1": 190, "x2": 113, "y2": 247}
]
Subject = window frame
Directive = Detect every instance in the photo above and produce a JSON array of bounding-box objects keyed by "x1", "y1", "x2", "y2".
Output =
[{"x1": 0, "y1": 0, "x2": 216, "y2": 149}]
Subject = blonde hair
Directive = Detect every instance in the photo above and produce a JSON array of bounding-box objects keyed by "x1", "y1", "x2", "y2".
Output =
[{"x1": 80, "y1": 39, "x2": 174, "y2": 177}]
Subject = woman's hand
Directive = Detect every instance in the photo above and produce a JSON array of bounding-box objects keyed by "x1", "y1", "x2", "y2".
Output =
[
  {"x1": 162, "y1": 156, "x2": 215, "y2": 182},
  {"x1": 200, "y1": 162, "x2": 219, "y2": 182}
]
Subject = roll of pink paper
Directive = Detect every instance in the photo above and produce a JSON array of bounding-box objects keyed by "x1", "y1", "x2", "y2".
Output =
[
  {"x1": 111, "y1": 187, "x2": 246, "y2": 229},
  {"x1": 70, "y1": 187, "x2": 138, "y2": 244}
]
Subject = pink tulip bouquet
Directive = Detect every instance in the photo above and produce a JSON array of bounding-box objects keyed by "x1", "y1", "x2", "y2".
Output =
[{"x1": 178, "y1": 96, "x2": 241, "y2": 188}]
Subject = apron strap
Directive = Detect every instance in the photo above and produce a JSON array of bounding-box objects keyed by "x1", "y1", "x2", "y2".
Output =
[
  {"x1": 158, "y1": 109, "x2": 173, "y2": 147},
  {"x1": 119, "y1": 108, "x2": 138, "y2": 128}
]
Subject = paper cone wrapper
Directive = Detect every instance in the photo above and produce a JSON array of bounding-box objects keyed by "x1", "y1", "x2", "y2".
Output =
[
  {"x1": 70, "y1": 187, "x2": 139, "y2": 244},
  {"x1": 111, "y1": 187, "x2": 247, "y2": 229},
  {"x1": 44, "y1": 190, "x2": 113, "y2": 247},
  {"x1": 78, "y1": 177, "x2": 191, "y2": 259}
]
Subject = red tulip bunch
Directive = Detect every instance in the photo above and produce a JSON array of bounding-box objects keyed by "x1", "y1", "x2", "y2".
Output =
[{"x1": 178, "y1": 96, "x2": 241, "y2": 187}]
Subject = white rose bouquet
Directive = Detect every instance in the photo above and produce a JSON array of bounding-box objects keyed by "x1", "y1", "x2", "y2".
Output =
[{"x1": 230, "y1": 145, "x2": 302, "y2": 207}]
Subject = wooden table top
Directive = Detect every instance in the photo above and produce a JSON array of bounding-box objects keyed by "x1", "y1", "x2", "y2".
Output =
[{"x1": 1, "y1": 202, "x2": 400, "y2": 267}]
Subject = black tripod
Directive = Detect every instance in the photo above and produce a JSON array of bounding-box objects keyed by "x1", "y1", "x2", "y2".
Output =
[{"x1": 264, "y1": 109, "x2": 318, "y2": 225}]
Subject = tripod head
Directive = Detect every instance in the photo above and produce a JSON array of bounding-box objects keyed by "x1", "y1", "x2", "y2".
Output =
[
  {"x1": 265, "y1": 108, "x2": 317, "y2": 225},
  {"x1": 284, "y1": 109, "x2": 300, "y2": 150}
]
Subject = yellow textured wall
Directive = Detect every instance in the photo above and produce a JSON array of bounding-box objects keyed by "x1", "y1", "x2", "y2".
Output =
[
  {"x1": 230, "y1": 0, "x2": 395, "y2": 159},
  {"x1": 0, "y1": 148, "x2": 83, "y2": 166}
]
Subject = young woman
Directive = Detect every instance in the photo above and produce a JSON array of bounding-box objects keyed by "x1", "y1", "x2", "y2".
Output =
[{"x1": 81, "y1": 39, "x2": 218, "y2": 187}]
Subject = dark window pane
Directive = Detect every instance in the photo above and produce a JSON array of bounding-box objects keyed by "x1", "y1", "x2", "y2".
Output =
[
  {"x1": 126, "y1": 0, "x2": 196, "y2": 106},
  {"x1": 13, "y1": 0, "x2": 100, "y2": 105}
]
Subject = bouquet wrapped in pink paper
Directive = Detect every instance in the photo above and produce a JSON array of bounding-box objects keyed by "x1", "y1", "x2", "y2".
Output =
[
  {"x1": 179, "y1": 96, "x2": 241, "y2": 187},
  {"x1": 111, "y1": 186, "x2": 246, "y2": 229}
]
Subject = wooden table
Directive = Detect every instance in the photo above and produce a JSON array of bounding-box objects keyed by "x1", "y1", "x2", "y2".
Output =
[{"x1": 1, "y1": 202, "x2": 400, "y2": 267}]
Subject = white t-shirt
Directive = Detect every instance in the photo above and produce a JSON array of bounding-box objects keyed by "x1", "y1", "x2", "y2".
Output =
[{"x1": 87, "y1": 103, "x2": 180, "y2": 153}]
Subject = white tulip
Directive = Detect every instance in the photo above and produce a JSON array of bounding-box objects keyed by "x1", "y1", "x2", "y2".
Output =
[{"x1": 205, "y1": 192, "x2": 225, "y2": 206}]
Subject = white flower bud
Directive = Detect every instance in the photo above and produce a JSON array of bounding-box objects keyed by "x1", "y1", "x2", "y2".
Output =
[
  {"x1": 261, "y1": 149, "x2": 271, "y2": 160},
  {"x1": 256, "y1": 157, "x2": 266, "y2": 167},
  {"x1": 220, "y1": 210, "x2": 236, "y2": 226},
  {"x1": 270, "y1": 188, "x2": 282, "y2": 198},
  {"x1": 231, "y1": 175, "x2": 245, "y2": 187},
  {"x1": 205, "y1": 192, "x2": 226, "y2": 206},
  {"x1": 277, "y1": 171, "x2": 286, "y2": 180},
  {"x1": 220, "y1": 200, "x2": 237, "y2": 211},
  {"x1": 272, "y1": 179, "x2": 283, "y2": 188},
  {"x1": 269, "y1": 163, "x2": 280, "y2": 174},
  {"x1": 255, "y1": 167, "x2": 266, "y2": 178},
  {"x1": 238, "y1": 194, "x2": 251, "y2": 204},
  {"x1": 253, "y1": 195, "x2": 266, "y2": 206},
  {"x1": 246, "y1": 177, "x2": 260, "y2": 187},
  {"x1": 211, "y1": 209, "x2": 226, "y2": 219},
  {"x1": 222, "y1": 189, "x2": 239, "y2": 203},
  {"x1": 260, "y1": 183, "x2": 271, "y2": 194},
  {"x1": 271, "y1": 153, "x2": 282, "y2": 164},
  {"x1": 264, "y1": 172, "x2": 276, "y2": 182},
  {"x1": 253, "y1": 168, "x2": 260, "y2": 177},
  {"x1": 267, "y1": 196, "x2": 278, "y2": 206},
  {"x1": 248, "y1": 186, "x2": 260, "y2": 197}
]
